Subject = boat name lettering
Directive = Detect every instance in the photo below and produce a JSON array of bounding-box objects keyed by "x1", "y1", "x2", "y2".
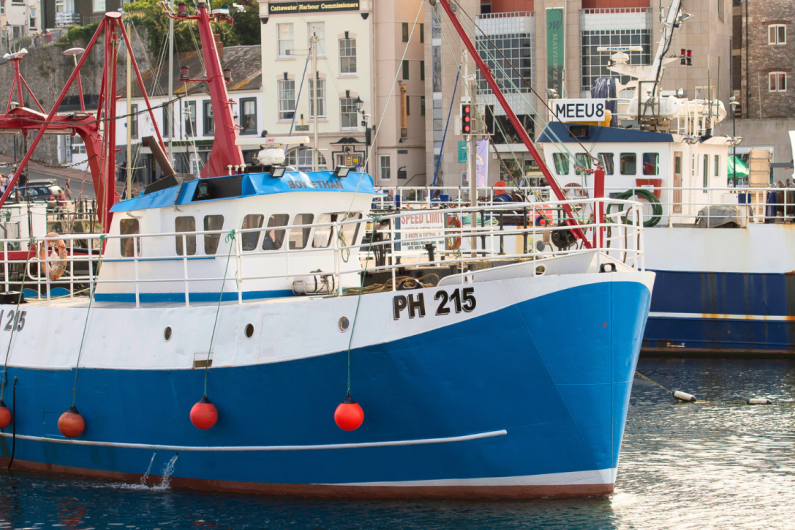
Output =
[
  {"x1": 393, "y1": 288, "x2": 476, "y2": 320},
  {"x1": 286, "y1": 180, "x2": 345, "y2": 190},
  {"x1": 553, "y1": 99, "x2": 606, "y2": 122},
  {"x1": 0, "y1": 309, "x2": 26, "y2": 332}
]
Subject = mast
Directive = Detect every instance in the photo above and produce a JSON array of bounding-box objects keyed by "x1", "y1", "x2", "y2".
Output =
[
  {"x1": 312, "y1": 33, "x2": 319, "y2": 172},
  {"x1": 126, "y1": 17, "x2": 133, "y2": 198},
  {"x1": 168, "y1": 0, "x2": 175, "y2": 165}
]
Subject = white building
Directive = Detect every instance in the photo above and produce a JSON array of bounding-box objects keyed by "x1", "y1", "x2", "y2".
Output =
[
  {"x1": 58, "y1": 45, "x2": 264, "y2": 189},
  {"x1": 1, "y1": 0, "x2": 43, "y2": 44}
]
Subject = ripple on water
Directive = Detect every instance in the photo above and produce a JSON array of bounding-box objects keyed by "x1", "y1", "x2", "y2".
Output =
[{"x1": 0, "y1": 358, "x2": 792, "y2": 529}]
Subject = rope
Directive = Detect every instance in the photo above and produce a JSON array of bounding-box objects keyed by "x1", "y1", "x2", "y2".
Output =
[
  {"x1": 431, "y1": 64, "x2": 461, "y2": 190},
  {"x1": 635, "y1": 371, "x2": 795, "y2": 407},
  {"x1": 607, "y1": 189, "x2": 663, "y2": 227},
  {"x1": 0, "y1": 237, "x2": 35, "y2": 401},
  {"x1": 344, "y1": 273, "x2": 441, "y2": 295},
  {"x1": 71, "y1": 234, "x2": 106, "y2": 408},
  {"x1": 202, "y1": 228, "x2": 236, "y2": 397}
]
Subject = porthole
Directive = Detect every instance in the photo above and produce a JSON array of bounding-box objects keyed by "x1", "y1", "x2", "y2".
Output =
[
  {"x1": 164, "y1": 327, "x2": 172, "y2": 341},
  {"x1": 535, "y1": 265, "x2": 546, "y2": 276},
  {"x1": 338, "y1": 317, "x2": 350, "y2": 332},
  {"x1": 245, "y1": 323, "x2": 255, "y2": 338}
]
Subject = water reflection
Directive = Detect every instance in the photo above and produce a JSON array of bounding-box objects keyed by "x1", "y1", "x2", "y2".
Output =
[{"x1": 0, "y1": 358, "x2": 792, "y2": 529}]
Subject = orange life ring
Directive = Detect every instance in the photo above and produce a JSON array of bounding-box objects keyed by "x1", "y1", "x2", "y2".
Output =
[
  {"x1": 445, "y1": 216, "x2": 462, "y2": 251},
  {"x1": 531, "y1": 205, "x2": 556, "y2": 226},
  {"x1": 39, "y1": 232, "x2": 67, "y2": 281},
  {"x1": 494, "y1": 180, "x2": 507, "y2": 196}
]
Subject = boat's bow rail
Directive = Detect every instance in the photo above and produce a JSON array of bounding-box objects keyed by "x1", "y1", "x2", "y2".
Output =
[{"x1": 0, "y1": 199, "x2": 645, "y2": 306}]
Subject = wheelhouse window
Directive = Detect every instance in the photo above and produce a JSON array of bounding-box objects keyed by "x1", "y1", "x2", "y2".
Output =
[
  {"x1": 130, "y1": 104, "x2": 138, "y2": 138},
  {"x1": 575, "y1": 153, "x2": 591, "y2": 176},
  {"x1": 598, "y1": 153, "x2": 614, "y2": 174},
  {"x1": 289, "y1": 214, "x2": 315, "y2": 249},
  {"x1": 278, "y1": 80, "x2": 296, "y2": 120},
  {"x1": 240, "y1": 98, "x2": 257, "y2": 134},
  {"x1": 642, "y1": 153, "x2": 659, "y2": 175},
  {"x1": 340, "y1": 38, "x2": 357, "y2": 74},
  {"x1": 313, "y1": 213, "x2": 361, "y2": 249},
  {"x1": 552, "y1": 153, "x2": 569, "y2": 175},
  {"x1": 119, "y1": 219, "x2": 141, "y2": 257},
  {"x1": 162, "y1": 106, "x2": 170, "y2": 137},
  {"x1": 277, "y1": 24, "x2": 294, "y2": 57},
  {"x1": 263, "y1": 214, "x2": 289, "y2": 251},
  {"x1": 204, "y1": 215, "x2": 224, "y2": 255},
  {"x1": 241, "y1": 214, "x2": 264, "y2": 251},
  {"x1": 714, "y1": 155, "x2": 720, "y2": 177},
  {"x1": 702, "y1": 154, "x2": 709, "y2": 190},
  {"x1": 620, "y1": 153, "x2": 637, "y2": 175},
  {"x1": 339, "y1": 212, "x2": 362, "y2": 249},
  {"x1": 175, "y1": 216, "x2": 196, "y2": 256}
]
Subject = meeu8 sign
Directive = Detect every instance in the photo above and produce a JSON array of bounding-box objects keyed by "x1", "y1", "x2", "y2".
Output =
[{"x1": 551, "y1": 99, "x2": 607, "y2": 123}]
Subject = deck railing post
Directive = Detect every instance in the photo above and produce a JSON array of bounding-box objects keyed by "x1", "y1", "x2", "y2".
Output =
[
  {"x1": 390, "y1": 217, "x2": 397, "y2": 291},
  {"x1": 69, "y1": 238, "x2": 74, "y2": 298},
  {"x1": 87, "y1": 235, "x2": 94, "y2": 302},
  {"x1": 44, "y1": 236, "x2": 51, "y2": 301},
  {"x1": 3, "y1": 241, "x2": 8, "y2": 293},
  {"x1": 182, "y1": 234, "x2": 190, "y2": 307},
  {"x1": 133, "y1": 235, "x2": 140, "y2": 308},
  {"x1": 235, "y1": 233, "x2": 243, "y2": 305}
]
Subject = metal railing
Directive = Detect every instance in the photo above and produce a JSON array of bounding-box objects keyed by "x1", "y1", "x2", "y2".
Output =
[{"x1": 0, "y1": 199, "x2": 646, "y2": 307}]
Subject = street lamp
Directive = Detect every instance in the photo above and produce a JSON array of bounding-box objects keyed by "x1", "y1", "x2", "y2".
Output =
[
  {"x1": 354, "y1": 96, "x2": 370, "y2": 173},
  {"x1": 64, "y1": 47, "x2": 86, "y2": 112},
  {"x1": 4, "y1": 22, "x2": 11, "y2": 53}
]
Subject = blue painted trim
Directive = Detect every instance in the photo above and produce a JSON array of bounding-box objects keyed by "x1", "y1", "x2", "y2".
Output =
[
  {"x1": 112, "y1": 171, "x2": 377, "y2": 213},
  {"x1": 536, "y1": 122, "x2": 674, "y2": 144},
  {"x1": 94, "y1": 290, "x2": 293, "y2": 303}
]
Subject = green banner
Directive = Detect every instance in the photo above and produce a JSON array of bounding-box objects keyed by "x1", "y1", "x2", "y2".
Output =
[
  {"x1": 546, "y1": 7, "x2": 564, "y2": 97},
  {"x1": 458, "y1": 141, "x2": 468, "y2": 163}
]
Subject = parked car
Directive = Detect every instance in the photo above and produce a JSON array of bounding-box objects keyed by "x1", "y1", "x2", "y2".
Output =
[{"x1": 17, "y1": 183, "x2": 64, "y2": 210}]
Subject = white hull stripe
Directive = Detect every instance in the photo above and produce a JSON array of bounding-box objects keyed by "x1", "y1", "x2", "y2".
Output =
[
  {"x1": 649, "y1": 311, "x2": 795, "y2": 322},
  {"x1": 331, "y1": 468, "x2": 617, "y2": 487},
  {"x1": 0, "y1": 429, "x2": 507, "y2": 452}
]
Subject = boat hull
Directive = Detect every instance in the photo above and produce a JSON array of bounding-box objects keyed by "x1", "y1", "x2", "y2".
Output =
[{"x1": 0, "y1": 272, "x2": 653, "y2": 498}]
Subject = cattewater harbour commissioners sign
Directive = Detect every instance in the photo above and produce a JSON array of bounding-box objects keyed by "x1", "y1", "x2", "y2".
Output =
[{"x1": 268, "y1": 1, "x2": 360, "y2": 14}]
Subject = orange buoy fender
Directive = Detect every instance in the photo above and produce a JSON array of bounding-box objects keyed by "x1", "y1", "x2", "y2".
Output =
[
  {"x1": 0, "y1": 399, "x2": 11, "y2": 429},
  {"x1": 190, "y1": 395, "x2": 218, "y2": 430},
  {"x1": 334, "y1": 395, "x2": 364, "y2": 431},
  {"x1": 58, "y1": 405, "x2": 85, "y2": 438}
]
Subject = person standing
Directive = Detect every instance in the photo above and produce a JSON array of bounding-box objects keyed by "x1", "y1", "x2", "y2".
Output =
[{"x1": 64, "y1": 178, "x2": 72, "y2": 200}]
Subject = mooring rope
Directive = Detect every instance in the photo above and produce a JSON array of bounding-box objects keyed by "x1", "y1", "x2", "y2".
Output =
[
  {"x1": 202, "y1": 229, "x2": 236, "y2": 398},
  {"x1": 635, "y1": 371, "x2": 795, "y2": 407}
]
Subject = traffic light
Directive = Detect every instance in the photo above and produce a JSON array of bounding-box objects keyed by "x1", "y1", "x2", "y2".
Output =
[{"x1": 461, "y1": 103, "x2": 472, "y2": 135}]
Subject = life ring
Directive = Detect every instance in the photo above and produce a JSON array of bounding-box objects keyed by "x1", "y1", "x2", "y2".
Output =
[
  {"x1": 445, "y1": 216, "x2": 462, "y2": 251},
  {"x1": 39, "y1": 232, "x2": 67, "y2": 281},
  {"x1": 563, "y1": 183, "x2": 589, "y2": 212},
  {"x1": 532, "y1": 205, "x2": 557, "y2": 226}
]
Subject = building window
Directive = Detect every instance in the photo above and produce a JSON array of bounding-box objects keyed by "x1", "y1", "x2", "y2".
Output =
[
  {"x1": 184, "y1": 100, "x2": 196, "y2": 137},
  {"x1": 476, "y1": 32, "x2": 534, "y2": 94},
  {"x1": 768, "y1": 25, "x2": 786, "y2": 45},
  {"x1": 240, "y1": 98, "x2": 257, "y2": 134},
  {"x1": 340, "y1": 97, "x2": 358, "y2": 129},
  {"x1": 380, "y1": 155, "x2": 391, "y2": 180},
  {"x1": 620, "y1": 153, "x2": 637, "y2": 175},
  {"x1": 421, "y1": 96, "x2": 426, "y2": 116},
  {"x1": 175, "y1": 216, "x2": 196, "y2": 256},
  {"x1": 643, "y1": 153, "x2": 659, "y2": 175},
  {"x1": 580, "y1": 29, "x2": 652, "y2": 92},
  {"x1": 162, "y1": 107, "x2": 169, "y2": 137},
  {"x1": 769, "y1": 72, "x2": 787, "y2": 92},
  {"x1": 402, "y1": 60, "x2": 409, "y2": 80},
  {"x1": 93, "y1": 0, "x2": 105, "y2": 12},
  {"x1": 203, "y1": 101, "x2": 213, "y2": 135},
  {"x1": 420, "y1": 60, "x2": 425, "y2": 81},
  {"x1": 308, "y1": 22, "x2": 325, "y2": 56},
  {"x1": 402, "y1": 22, "x2": 409, "y2": 42},
  {"x1": 278, "y1": 79, "x2": 296, "y2": 120},
  {"x1": 717, "y1": 0, "x2": 724, "y2": 22},
  {"x1": 286, "y1": 147, "x2": 327, "y2": 172},
  {"x1": 340, "y1": 38, "x2": 357, "y2": 74},
  {"x1": 309, "y1": 79, "x2": 326, "y2": 118},
  {"x1": 420, "y1": 23, "x2": 424, "y2": 43},
  {"x1": 702, "y1": 154, "x2": 709, "y2": 189},
  {"x1": 277, "y1": 24, "x2": 294, "y2": 57},
  {"x1": 130, "y1": 104, "x2": 138, "y2": 138}
]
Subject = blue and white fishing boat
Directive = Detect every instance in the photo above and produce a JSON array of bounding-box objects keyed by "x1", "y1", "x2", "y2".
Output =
[{"x1": 0, "y1": 2, "x2": 654, "y2": 498}]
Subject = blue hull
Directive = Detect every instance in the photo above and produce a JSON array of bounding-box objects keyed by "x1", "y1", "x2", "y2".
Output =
[
  {"x1": 644, "y1": 270, "x2": 795, "y2": 354},
  {"x1": 0, "y1": 280, "x2": 651, "y2": 497}
]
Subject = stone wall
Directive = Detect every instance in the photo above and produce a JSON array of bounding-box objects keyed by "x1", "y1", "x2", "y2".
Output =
[{"x1": 715, "y1": 118, "x2": 795, "y2": 182}]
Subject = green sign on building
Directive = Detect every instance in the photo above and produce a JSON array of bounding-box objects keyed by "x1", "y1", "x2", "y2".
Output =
[
  {"x1": 546, "y1": 7, "x2": 564, "y2": 97},
  {"x1": 458, "y1": 141, "x2": 468, "y2": 163}
]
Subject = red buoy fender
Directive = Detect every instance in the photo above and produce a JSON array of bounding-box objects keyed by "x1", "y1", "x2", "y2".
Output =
[
  {"x1": 334, "y1": 395, "x2": 364, "y2": 431},
  {"x1": 190, "y1": 395, "x2": 218, "y2": 430},
  {"x1": 58, "y1": 405, "x2": 85, "y2": 438},
  {"x1": 0, "y1": 399, "x2": 11, "y2": 430}
]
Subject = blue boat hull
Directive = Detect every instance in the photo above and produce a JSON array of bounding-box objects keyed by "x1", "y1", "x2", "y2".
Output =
[
  {"x1": 0, "y1": 279, "x2": 651, "y2": 498},
  {"x1": 643, "y1": 270, "x2": 795, "y2": 355}
]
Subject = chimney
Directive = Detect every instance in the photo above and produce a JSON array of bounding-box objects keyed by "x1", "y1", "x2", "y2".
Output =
[{"x1": 214, "y1": 34, "x2": 223, "y2": 60}]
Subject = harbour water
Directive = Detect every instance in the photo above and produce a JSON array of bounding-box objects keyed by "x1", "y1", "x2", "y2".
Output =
[{"x1": 0, "y1": 358, "x2": 792, "y2": 529}]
